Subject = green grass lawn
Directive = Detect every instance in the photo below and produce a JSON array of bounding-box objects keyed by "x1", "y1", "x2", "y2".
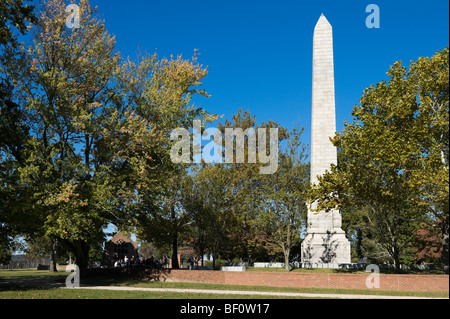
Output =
[
  {"x1": 0, "y1": 269, "x2": 448, "y2": 299},
  {"x1": 0, "y1": 268, "x2": 65, "y2": 278},
  {"x1": 0, "y1": 287, "x2": 297, "y2": 299},
  {"x1": 247, "y1": 267, "x2": 367, "y2": 274},
  {"x1": 246, "y1": 267, "x2": 444, "y2": 275}
]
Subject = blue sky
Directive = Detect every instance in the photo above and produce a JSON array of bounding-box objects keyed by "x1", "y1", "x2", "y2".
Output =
[{"x1": 89, "y1": 0, "x2": 449, "y2": 149}]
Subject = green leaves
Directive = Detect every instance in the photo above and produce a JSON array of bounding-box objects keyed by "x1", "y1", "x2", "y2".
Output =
[
  {"x1": 0, "y1": 0, "x2": 35, "y2": 48},
  {"x1": 1, "y1": 0, "x2": 216, "y2": 273}
]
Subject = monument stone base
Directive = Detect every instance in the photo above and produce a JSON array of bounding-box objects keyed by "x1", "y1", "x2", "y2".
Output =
[{"x1": 301, "y1": 230, "x2": 351, "y2": 266}]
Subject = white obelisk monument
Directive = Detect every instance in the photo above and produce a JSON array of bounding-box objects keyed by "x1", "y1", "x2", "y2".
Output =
[{"x1": 301, "y1": 14, "x2": 351, "y2": 266}]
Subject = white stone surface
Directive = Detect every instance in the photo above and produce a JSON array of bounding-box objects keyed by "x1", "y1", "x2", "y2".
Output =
[
  {"x1": 301, "y1": 14, "x2": 351, "y2": 266},
  {"x1": 220, "y1": 266, "x2": 246, "y2": 272},
  {"x1": 253, "y1": 262, "x2": 285, "y2": 268},
  {"x1": 225, "y1": 262, "x2": 249, "y2": 267},
  {"x1": 253, "y1": 262, "x2": 301, "y2": 268}
]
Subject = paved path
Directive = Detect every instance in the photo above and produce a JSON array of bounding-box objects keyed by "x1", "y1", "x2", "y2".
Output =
[{"x1": 68, "y1": 285, "x2": 445, "y2": 299}]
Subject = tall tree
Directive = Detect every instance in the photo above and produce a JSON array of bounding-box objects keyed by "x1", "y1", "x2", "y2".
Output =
[
  {"x1": 2, "y1": 0, "x2": 160, "y2": 277},
  {"x1": 2, "y1": 0, "x2": 216, "y2": 276},
  {"x1": 216, "y1": 109, "x2": 289, "y2": 264},
  {"x1": 196, "y1": 164, "x2": 238, "y2": 268},
  {"x1": 0, "y1": 0, "x2": 35, "y2": 265},
  {"x1": 257, "y1": 127, "x2": 310, "y2": 271},
  {"x1": 180, "y1": 168, "x2": 211, "y2": 266},
  {"x1": 137, "y1": 171, "x2": 192, "y2": 269},
  {"x1": 131, "y1": 51, "x2": 217, "y2": 269}
]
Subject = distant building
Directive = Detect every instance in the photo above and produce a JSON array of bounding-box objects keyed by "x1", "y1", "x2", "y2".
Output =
[{"x1": 104, "y1": 232, "x2": 139, "y2": 266}]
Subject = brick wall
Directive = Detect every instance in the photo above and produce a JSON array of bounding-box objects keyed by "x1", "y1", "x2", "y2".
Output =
[{"x1": 159, "y1": 269, "x2": 449, "y2": 292}]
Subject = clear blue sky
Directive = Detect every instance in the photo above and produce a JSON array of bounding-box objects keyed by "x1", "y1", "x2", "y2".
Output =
[{"x1": 89, "y1": 0, "x2": 449, "y2": 149}]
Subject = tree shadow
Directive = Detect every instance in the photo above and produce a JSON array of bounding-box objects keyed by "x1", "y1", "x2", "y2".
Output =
[
  {"x1": 84, "y1": 267, "x2": 171, "y2": 286},
  {"x1": 0, "y1": 274, "x2": 67, "y2": 291},
  {"x1": 319, "y1": 231, "x2": 338, "y2": 263},
  {"x1": 302, "y1": 231, "x2": 338, "y2": 265}
]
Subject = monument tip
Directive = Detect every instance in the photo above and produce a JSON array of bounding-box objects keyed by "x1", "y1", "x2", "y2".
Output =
[{"x1": 315, "y1": 13, "x2": 332, "y2": 29}]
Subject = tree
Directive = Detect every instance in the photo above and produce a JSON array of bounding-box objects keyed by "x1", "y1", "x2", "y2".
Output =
[
  {"x1": 132, "y1": 51, "x2": 217, "y2": 269},
  {"x1": 0, "y1": 0, "x2": 35, "y2": 266},
  {"x1": 196, "y1": 164, "x2": 239, "y2": 268},
  {"x1": 0, "y1": 80, "x2": 31, "y2": 264},
  {"x1": 24, "y1": 235, "x2": 72, "y2": 270},
  {"x1": 308, "y1": 48, "x2": 449, "y2": 273},
  {"x1": 138, "y1": 172, "x2": 192, "y2": 269},
  {"x1": 413, "y1": 219, "x2": 444, "y2": 265},
  {"x1": 13, "y1": 0, "x2": 127, "y2": 278},
  {"x1": 215, "y1": 109, "x2": 290, "y2": 264},
  {"x1": 2, "y1": 0, "x2": 161, "y2": 277},
  {"x1": 216, "y1": 110, "x2": 308, "y2": 269},
  {"x1": 0, "y1": 224, "x2": 13, "y2": 264},
  {"x1": 0, "y1": 0, "x2": 35, "y2": 47},
  {"x1": 177, "y1": 163, "x2": 239, "y2": 268},
  {"x1": 257, "y1": 127, "x2": 310, "y2": 271},
  {"x1": 2, "y1": 0, "x2": 216, "y2": 276},
  {"x1": 179, "y1": 169, "x2": 211, "y2": 266}
]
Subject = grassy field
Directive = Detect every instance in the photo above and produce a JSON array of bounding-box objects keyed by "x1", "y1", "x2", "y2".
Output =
[
  {"x1": 247, "y1": 267, "x2": 373, "y2": 274},
  {"x1": 0, "y1": 286, "x2": 291, "y2": 299},
  {"x1": 246, "y1": 267, "x2": 444, "y2": 275},
  {"x1": 0, "y1": 269, "x2": 65, "y2": 278},
  {"x1": 0, "y1": 269, "x2": 448, "y2": 299}
]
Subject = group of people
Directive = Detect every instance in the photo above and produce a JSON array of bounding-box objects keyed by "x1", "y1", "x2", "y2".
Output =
[
  {"x1": 113, "y1": 255, "x2": 169, "y2": 269},
  {"x1": 188, "y1": 257, "x2": 198, "y2": 266}
]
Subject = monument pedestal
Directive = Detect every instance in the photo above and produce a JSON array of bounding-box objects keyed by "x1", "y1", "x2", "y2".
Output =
[
  {"x1": 301, "y1": 207, "x2": 351, "y2": 265},
  {"x1": 301, "y1": 229, "x2": 351, "y2": 265}
]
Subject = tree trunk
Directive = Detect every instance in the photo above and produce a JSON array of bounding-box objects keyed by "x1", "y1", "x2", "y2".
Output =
[
  {"x1": 49, "y1": 237, "x2": 58, "y2": 272},
  {"x1": 200, "y1": 234, "x2": 205, "y2": 267},
  {"x1": 442, "y1": 220, "x2": 449, "y2": 274},
  {"x1": 284, "y1": 248, "x2": 290, "y2": 272},
  {"x1": 393, "y1": 246, "x2": 401, "y2": 274},
  {"x1": 356, "y1": 228, "x2": 363, "y2": 261},
  {"x1": 66, "y1": 239, "x2": 90, "y2": 279},
  {"x1": 171, "y1": 205, "x2": 180, "y2": 269},
  {"x1": 284, "y1": 219, "x2": 292, "y2": 271},
  {"x1": 171, "y1": 233, "x2": 180, "y2": 269},
  {"x1": 212, "y1": 241, "x2": 219, "y2": 269},
  {"x1": 196, "y1": 230, "x2": 205, "y2": 266}
]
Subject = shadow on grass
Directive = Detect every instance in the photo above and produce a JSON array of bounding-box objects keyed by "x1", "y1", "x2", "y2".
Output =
[
  {"x1": 0, "y1": 274, "x2": 67, "y2": 291},
  {"x1": 83, "y1": 267, "x2": 171, "y2": 286}
]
